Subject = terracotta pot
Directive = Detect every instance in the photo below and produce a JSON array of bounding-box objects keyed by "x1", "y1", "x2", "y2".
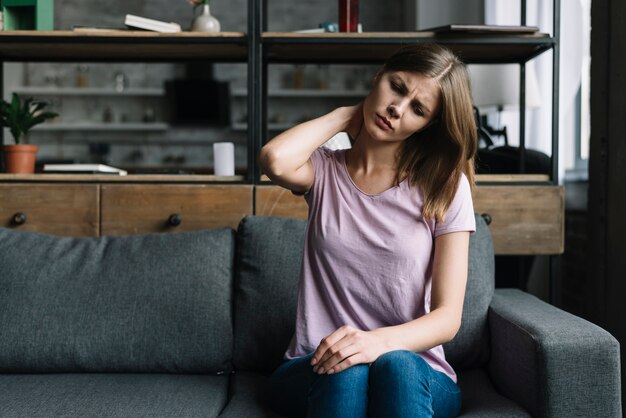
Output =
[{"x1": 2, "y1": 144, "x2": 39, "y2": 174}]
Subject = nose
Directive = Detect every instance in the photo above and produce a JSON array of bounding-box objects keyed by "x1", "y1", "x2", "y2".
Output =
[{"x1": 387, "y1": 98, "x2": 411, "y2": 118}]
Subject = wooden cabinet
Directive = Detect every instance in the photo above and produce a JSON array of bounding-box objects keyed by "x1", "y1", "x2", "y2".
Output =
[
  {"x1": 101, "y1": 184, "x2": 253, "y2": 235},
  {"x1": 0, "y1": 180, "x2": 564, "y2": 256},
  {"x1": 0, "y1": 183, "x2": 99, "y2": 236},
  {"x1": 0, "y1": 182, "x2": 254, "y2": 237}
]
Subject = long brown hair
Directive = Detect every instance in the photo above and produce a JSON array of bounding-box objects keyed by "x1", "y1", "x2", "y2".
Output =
[{"x1": 381, "y1": 43, "x2": 477, "y2": 223}]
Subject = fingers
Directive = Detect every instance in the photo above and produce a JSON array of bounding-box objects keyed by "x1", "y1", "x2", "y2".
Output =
[
  {"x1": 326, "y1": 351, "x2": 365, "y2": 374},
  {"x1": 346, "y1": 106, "x2": 364, "y2": 141},
  {"x1": 311, "y1": 325, "x2": 364, "y2": 374},
  {"x1": 311, "y1": 325, "x2": 349, "y2": 366},
  {"x1": 317, "y1": 336, "x2": 352, "y2": 364},
  {"x1": 313, "y1": 343, "x2": 360, "y2": 375}
]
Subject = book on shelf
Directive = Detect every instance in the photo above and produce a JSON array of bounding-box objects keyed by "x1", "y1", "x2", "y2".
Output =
[
  {"x1": 43, "y1": 164, "x2": 128, "y2": 176},
  {"x1": 124, "y1": 14, "x2": 182, "y2": 33},
  {"x1": 421, "y1": 24, "x2": 540, "y2": 34}
]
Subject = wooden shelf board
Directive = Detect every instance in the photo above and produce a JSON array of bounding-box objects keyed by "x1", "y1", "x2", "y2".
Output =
[
  {"x1": 31, "y1": 122, "x2": 170, "y2": 131},
  {"x1": 263, "y1": 32, "x2": 554, "y2": 64},
  {"x1": 0, "y1": 174, "x2": 245, "y2": 182},
  {"x1": 0, "y1": 31, "x2": 248, "y2": 62},
  {"x1": 12, "y1": 86, "x2": 165, "y2": 96}
]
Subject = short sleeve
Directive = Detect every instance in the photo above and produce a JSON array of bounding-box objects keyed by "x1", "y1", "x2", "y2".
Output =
[
  {"x1": 299, "y1": 147, "x2": 334, "y2": 207},
  {"x1": 434, "y1": 174, "x2": 476, "y2": 237}
]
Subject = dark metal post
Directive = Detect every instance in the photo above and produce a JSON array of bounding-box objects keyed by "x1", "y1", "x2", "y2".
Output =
[
  {"x1": 518, "y1": 0, "x2": 527, "y2": 173},
  {"x1": 552, "y1": 0, "x2": 560, "y2": 183},
  {"x1": 247, "y1": 0, "x2": 262, "y2": 184},
  {"x1": 549, "y1": 0, "x2": 561, "y2": 306},
  {"x1": 519, "y1": 62, "x2": 526, "y2": 173}
]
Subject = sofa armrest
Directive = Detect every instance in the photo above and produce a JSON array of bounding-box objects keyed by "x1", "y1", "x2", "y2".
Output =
[{"x1": 488, "y1": 288, "x2": 622, "y2": 418}]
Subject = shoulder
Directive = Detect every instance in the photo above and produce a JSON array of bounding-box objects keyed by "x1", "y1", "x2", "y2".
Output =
[
  {"x1": 456, "y1": 172, "x2": 472, "y2": 195},
  {"x1": 310, "y1": 146, "x2": 343, "y2": 169}
]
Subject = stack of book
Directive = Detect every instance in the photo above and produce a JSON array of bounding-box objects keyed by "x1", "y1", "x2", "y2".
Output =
[
  {"x1": 73, "y1": 14, "x2": 182, "y2": 33},
  {"x1": 43, "y1": 164, "x2": 128, "y2": 176}
]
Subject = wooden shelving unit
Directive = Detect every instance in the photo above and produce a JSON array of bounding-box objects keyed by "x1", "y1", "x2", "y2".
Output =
[{"x1": 0, "y1": 3, "x2": 564, "y2": 266}]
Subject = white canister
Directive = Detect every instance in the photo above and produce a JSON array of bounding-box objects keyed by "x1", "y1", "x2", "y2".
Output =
[{"x1": 213, "y1": 142, "x2": 235, "y2": 176}]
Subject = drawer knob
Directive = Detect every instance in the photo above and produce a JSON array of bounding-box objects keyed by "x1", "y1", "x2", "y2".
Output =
[
  {"x1": 168, "y1": 214, "x2": 182, "y2": 227},
  {"x1": 12, "y1": 212, "x2": 27, "y2": 226},
  {"x1": 480, "y1": 213, "x2": 492, "y2": 226}
]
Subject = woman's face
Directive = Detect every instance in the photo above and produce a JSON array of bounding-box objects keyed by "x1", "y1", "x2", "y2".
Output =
[{"x1": 362, "y1": 70, "x2": 441, "y2": 143}]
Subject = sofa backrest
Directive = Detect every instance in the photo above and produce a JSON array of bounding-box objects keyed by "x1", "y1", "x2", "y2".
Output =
[
  {"x1": 233, "y1": 216, "x2": 306, "y2": 373},
  {"x1": 233, "y1": 214, "x2": 494, "y2": 375},
  {"x1": 0, "y1": 227, "x2": 234, "y2": 374}
]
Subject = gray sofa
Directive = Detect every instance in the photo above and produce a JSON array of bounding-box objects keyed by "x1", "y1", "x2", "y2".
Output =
[{"x1": 0, "y1": 215, "x2": 621, "y2": 417}]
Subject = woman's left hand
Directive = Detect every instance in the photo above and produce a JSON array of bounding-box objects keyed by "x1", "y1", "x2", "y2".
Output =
[{"x1": 310, "y1": 325, "x2": 391, "y2": 375}]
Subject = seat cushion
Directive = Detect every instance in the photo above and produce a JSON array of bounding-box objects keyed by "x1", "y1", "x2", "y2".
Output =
[
  {"x1": 0, "y1": 227, "x2": 235, "y2": 374},
  {"x1": 219, "y1": 372, "x2": 285, "y2": 418},
  {"x1": 233, "y1": 216, "x2": 306, "y2": 375},
  {"x1": 457, "y1": 369, "x2": 531, "y2": 417},
  {"x1": 0, "y1": 373, "x2": 229, "y2": 418}
]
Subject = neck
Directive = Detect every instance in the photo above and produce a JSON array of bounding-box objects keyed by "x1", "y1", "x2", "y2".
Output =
[{"x1": 346, "y1": 130, "x2": 402, "y2": 176}]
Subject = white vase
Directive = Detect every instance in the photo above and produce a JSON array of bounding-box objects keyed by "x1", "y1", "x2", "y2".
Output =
[{"x1": 191, "y1": 4, "x2": 221, "y2": 32}]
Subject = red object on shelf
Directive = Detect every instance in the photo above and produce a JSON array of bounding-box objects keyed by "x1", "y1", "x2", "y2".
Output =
[{"x1": 339, "y1": 0, "x2": 359, "y2": 32}]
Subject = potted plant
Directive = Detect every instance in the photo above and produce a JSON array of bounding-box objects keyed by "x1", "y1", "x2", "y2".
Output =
[{"x1": 0, "y1": 93, "x2": 58, "y2": 173}]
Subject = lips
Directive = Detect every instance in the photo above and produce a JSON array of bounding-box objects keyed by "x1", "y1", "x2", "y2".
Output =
[{"x1": 376, "y1": 114, "x2": 393, "y2": 130}]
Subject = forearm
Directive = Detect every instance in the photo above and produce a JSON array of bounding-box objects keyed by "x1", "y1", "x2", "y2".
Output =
[
  {"x1": 259, "y1": 107, "x2": 350, "y2": 177},
  {"x1": 372, "y1": 307, "x2": 460, "y2": 354}
]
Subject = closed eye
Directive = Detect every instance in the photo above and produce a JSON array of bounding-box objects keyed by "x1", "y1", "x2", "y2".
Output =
[
  {"x1": 413, "y1": 104, "x2": 425, "y2": 116},
  {"x1": 390, "y1": 81, "x2": 403, "y2": 94}
]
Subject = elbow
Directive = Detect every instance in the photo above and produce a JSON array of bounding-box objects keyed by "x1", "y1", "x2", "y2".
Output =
[
  {"x1": 258, "y1": 145, "x2": 284, "y2": 178},
  {"x1": 435, "y1": 308, "x2": 463, "y2": 344},
  {"x1": 446, "y1": 320, "x2": 462, "y2": 343},
  {"x1": 445, "y1": 316, "x2": 463, "y2": 343}
]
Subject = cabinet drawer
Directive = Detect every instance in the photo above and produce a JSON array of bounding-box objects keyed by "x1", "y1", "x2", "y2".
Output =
[
  {"x1": 255, "y1": 184, "x2": 564, "y2": 255},
  {"x1": 473, "y1": 185, "x2": 564, "y2": 255},
  {"x1": 256, "y1": 185, "x2": 309, "y2": 219},
  {"x1": 0, "y1": 184, "x2": 99, "y2": 236},
  {"x1": 101, "y1": 184, "x2": 253, "y2": 235}
]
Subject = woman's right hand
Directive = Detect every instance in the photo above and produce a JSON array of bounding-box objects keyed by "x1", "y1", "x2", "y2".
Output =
[{"x1": 343, "y1": 102, "x2": 364, "y2": 143}]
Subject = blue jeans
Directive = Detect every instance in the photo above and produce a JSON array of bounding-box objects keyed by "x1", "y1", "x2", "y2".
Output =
[{"x1": 269, "y1": 349, "x2": 461, "y2": 418}]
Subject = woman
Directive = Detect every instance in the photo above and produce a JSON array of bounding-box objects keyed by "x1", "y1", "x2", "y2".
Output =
[{"x1": 260, "y1": 43, "x2": 477, "y2": 418}]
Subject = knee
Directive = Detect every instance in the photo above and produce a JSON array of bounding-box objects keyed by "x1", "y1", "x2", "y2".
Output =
[
  {"x1": 309, "y1": 364, "x2": 369, "y2": 417},
  {"x1": 313, "y1": 363, "x2": 369, "y2": 391},
  {"x1": 370, "y1": 350, "x2": 430, "y2": 381}
]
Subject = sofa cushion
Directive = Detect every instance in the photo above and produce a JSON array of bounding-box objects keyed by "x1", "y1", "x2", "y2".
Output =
[
  {"x1": 218, "y1": 372, "x2": 285, "y2": 418},
  {"x1": 443, "y1": 214, "x2": 494, "y2": 370},
  {"x1": 0, "y1": 227, "x2": 234, "y2": 374},
  {"x1": 457, "y1": 369, "x2": 531, "y2": 417},
  {"x1": 0, "y1": 373, "x2": 229, "y2": 418},
  {"x1": 233, "y1": 216, "x2": 305, "y2": 375}
]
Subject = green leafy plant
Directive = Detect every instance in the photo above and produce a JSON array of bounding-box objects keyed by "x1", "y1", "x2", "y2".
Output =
[{"x1": 0, "y1": 93, "x2": 58, "y2": 144}]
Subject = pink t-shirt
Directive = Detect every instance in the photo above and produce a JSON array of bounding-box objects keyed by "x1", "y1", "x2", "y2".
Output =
[{"x1": 284, "y1": 147, "x2": 476, "y2": 383}]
